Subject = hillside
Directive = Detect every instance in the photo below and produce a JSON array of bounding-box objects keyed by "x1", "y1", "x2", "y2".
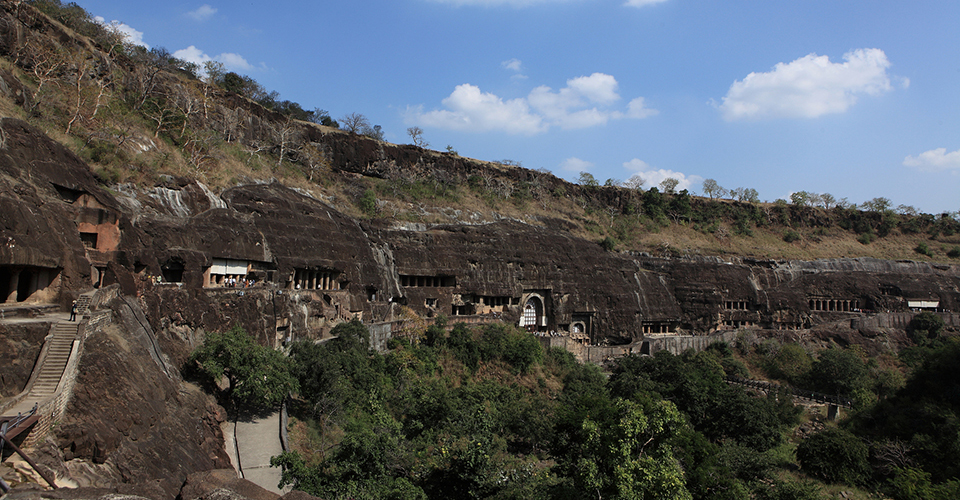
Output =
[
  {"x1": 0, "y1": 1, "x2": 956, "y2": 263},
  {"x1": 1, "y1": 1, "x2": 960, "y2": 499}
]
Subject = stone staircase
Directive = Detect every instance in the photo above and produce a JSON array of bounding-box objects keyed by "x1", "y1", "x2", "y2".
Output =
[
  {"x1": 28, "y1": 322, "x2": 78, "y2": 399},
  {"x1": 73, "y1": 293, "x2": 93, "y2": 317},
  {"x1": 1, "y1": 321, "x2": 79, "y2": 419}
]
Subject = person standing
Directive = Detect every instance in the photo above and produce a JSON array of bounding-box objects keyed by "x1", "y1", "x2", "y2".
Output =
[{"x1": 69, "y1": 301, "x2": 78, "y2": 321}]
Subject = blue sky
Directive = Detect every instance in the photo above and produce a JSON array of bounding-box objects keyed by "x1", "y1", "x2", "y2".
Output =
[{"x1": 82, "y1": 0, "x2": 959, "y2": 214}]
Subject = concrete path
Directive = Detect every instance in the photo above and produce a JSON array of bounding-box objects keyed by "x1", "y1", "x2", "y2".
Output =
[{"x1": 235, "y1": 411, "x2": 289, "y2": 495}]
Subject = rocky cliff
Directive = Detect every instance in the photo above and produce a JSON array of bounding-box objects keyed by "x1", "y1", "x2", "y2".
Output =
[{"x1": 1, "y1": 0, "x2": 959, "y2": 495}]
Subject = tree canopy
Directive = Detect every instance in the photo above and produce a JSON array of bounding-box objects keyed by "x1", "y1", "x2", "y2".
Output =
[{"x1": 189, "y1": 325, "x2": 298, "y2": 411}]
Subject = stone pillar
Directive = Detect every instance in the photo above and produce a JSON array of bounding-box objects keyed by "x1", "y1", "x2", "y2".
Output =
[{"x1": 827, "y1": 404, "x2": 840, "y2": 420}]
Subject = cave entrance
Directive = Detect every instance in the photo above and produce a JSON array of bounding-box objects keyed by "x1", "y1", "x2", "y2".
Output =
[
  {"x1": 521, "y1": 296, "x2": 543, "y2": 329},
  {"x1": 0, "y1": 266, "x2": 60, "y2": 303},
  {"x1": 160, "y1": 260, "x2": 185, "y2": 283}
]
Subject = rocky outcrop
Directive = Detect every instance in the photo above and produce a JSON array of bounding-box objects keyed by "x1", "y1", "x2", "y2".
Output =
[
  {"x1": 0, "y1": 320, "x2": 50, "y2": 398},
  {"x1": 50, "y1": 296, "x2": 232, "y2": 498}
]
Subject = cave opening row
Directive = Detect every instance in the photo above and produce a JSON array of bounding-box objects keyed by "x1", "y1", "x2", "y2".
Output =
[
  {"x1": 0, "y1": 266, "x2": 60, "y2": 304},
  {"x1": 400, "y1": 275, "x2": 457, "y2": 288},
  {"x1": 809, "y1": 298, "x2": 860, "y2": 312}
]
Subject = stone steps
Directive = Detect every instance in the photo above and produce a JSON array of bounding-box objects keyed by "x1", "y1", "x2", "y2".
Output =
[
  {"x1": 74, "y1": 292, "x2": 94, "y2": 316},
  {"x1": 23, "y1": 321, "x2": 79, "y2": 398}
]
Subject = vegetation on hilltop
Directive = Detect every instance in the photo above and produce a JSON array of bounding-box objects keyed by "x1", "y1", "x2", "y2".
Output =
[{"x1": 2, "y1": 0, "x2": 958, "y2": 264}]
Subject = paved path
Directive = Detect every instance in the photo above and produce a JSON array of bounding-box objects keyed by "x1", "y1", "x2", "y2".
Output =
[{"x1": 235, "y1": 411, "x2": 289, "y2": 495}]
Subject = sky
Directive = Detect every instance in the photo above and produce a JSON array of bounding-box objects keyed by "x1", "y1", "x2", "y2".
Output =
[{"x1": 81, "y1": 0, "x2": 960, "y2": 214}]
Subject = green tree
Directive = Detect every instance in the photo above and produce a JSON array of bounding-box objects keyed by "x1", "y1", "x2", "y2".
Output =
[
  {"x1": 804, "y1": 346, "x2": 868, "y2": 398},
  {"x1": 571, "y1": 398, "x2": 692, "y2": 500},
  {"x1": 578, "y1": 171, "x2": 599, "y2": 187},
  {"x1": 660, "y1": 177, "x2": 679, "y2": 195},
  {"x1": 790, "y1": 191, "x2": 811, "y2": 207},
  {"x1": 766, "y1": 343, "x2": 812, "y2": 384},
  {"x1": 909, "y1": 312, "x2": 945, "y2": 345},
  {"x1": 702, "y1": 179, "x2": 726, "y2": 199},
  {"x1": 359, "y1": 189, "x2": 377, "y2": 217},
  {"x1": 796, "y1": 428, "x2": 871, "y2": 485},
  {"x1": 189, "y1": 326, "x2": 298, "y2": 410}
]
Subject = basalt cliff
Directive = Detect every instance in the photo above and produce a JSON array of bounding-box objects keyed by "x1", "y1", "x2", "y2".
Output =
[{"x1": 0, "y1": 1, "x2": 959, "y2": 497}]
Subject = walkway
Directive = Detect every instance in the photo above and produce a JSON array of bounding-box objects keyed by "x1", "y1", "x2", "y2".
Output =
[
  {"x1": 1, "y1": 292, "x2": 93, "y2": 422},
  {"x1": 234, "y1": 410, "x2": 288, "y2": 495},
  {"x1": 726, "y1": 376, "x2": 854, "y2": 408}
]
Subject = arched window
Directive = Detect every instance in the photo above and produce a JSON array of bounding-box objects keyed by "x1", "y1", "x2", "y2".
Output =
[{"x1": 521, "y1": 296, "x2": 542, "y2": 328}]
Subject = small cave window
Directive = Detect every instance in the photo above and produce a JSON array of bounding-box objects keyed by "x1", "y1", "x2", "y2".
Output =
[
  {"x1": 425, "y1": 298, "x2": 437, "y2": 308},
  {"x1": 161, "y1": 260, "x2": 185, "y2": 283},
  {"x1": 79, "y1": 232, "x2": 99, "y2": 249}
]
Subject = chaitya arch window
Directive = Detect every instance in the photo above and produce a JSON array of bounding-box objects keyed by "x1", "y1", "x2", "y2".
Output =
[{"x1": 521, "y1": 296, "x2": 542, "y2": 328}]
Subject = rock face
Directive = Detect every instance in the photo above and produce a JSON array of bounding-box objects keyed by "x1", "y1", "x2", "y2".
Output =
[
  {"x1": 52, "y1": 297, "x2": 232, "y2": 498},
  {"x1": 0, "y1": 4, "x2": 959, "y2": 493},
  {"x1": 0, "y1": 320, "x2": 50, "y2": 398}
]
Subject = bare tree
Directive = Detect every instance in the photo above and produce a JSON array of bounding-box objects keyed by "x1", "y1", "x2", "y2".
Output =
[
  {"x1": 274, "y1": 119, "x2": 301, "y2": 169},
  {"x1": 171, "y1": 81, "x2": 206, "y2": 138},
  {"x1": 819, "y1": 193, "x2": 836, "y2": 209},
  {"x1": 340, "y1": 112, "x2": 370, "y2": 134},
  {"x1": 624, "y1": 174, "x2": 645, "y2": 190},
  {"x1": 22, "y1": 37, "x2": 66, "y2": 114},
  {"x1": 407, "y1": 126, "x2": 428, "y2": 148},
  {"x1": 183, "y1": 130, "x2": 219, "y2": 173},
  {"x1": 299, "y1": 142, "x2": 329, "y2": 182},
  {"x1": 660, "y1": 177, "x2": 679, "y2": 194}
]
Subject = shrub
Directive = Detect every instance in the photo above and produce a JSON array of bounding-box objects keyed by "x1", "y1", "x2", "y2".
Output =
[
  {"x1": 599, "y1": 236, "x2": 617, "y2": 251},
  {"x1": 358, "y1": 189, "x2": 377, "y2": 217},
  {"x1": 949, "y1": 246, "x2": 960, "y2": 259},
  {"x1": 909, "y1": 311, "x2": 945, "y2": 345},
  {"x1": 783, "y1": 230, "x2": 800, "y2": 243},
  {"x1": 914, "y1": 241, "x2": 933, "y2": 257},
  {"x1": 796, "y1": 428, "x2": 871, "y2": 485},
  {"x1": 765, "y1": 343, "x2": 812, "y2": 384}
]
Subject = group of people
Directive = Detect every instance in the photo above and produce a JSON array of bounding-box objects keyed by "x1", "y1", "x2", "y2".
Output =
[
  {"x1": 532, "y1": 330, "x2": 567, "y2": 337},
  {"x1": 222, "y1": 277, "x2": 256, "y2": 288}
]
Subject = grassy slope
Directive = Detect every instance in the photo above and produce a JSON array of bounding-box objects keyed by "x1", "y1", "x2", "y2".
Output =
[{"x1": 1, "y1": 8, "x2": 957, "y2": 265}]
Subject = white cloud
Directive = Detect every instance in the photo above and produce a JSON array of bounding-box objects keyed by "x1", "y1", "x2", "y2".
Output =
[
  {"x1": 903, "y1": 148, "x2": 960, "y2": 172},
  {"x1": 502, "y1": 58, "x2": 523, "y2": 72},
  {"x1": 566, "y1": 73, "x2": 620, "y2": 104},
  {"x1": 624, "y1": 0, "x2": 669, "y2": 7},
  {"x1": 218, "y1": 53, "x2": 254, "y2": 71},
  {"x1": 410, "y1": 73, "x2": 656, "y2": 134},
  {"x1": 409, "y1": 84, "x2": 546, "y2": 135},
  {"x1": 174, "y1": 46, "x2": 255, "y2": 73},
  {"x1": 94, "y1": 17, "x2": 148, "y2": 48},
  {"x1": 622, "y1": 160, "x2": 701, "y2": 191},
  {"x1": 187, "y1": 5, "x2": 218, "y2": 21},
  {"x1": 502, "y1": 58, "x2": 528, "y2": 81},
  {"x1": 626, "y1": 97, "x2": 658, "y2": 119},
  {"x1": 719, "y1": 48, "x2": 895, "y2": 121},
  {"x1": 560, "y1": 157, "x2": 594, "y2": 173},
  {"x1": 623, "y1": 159, "x2": 652, "y2": 172}
]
